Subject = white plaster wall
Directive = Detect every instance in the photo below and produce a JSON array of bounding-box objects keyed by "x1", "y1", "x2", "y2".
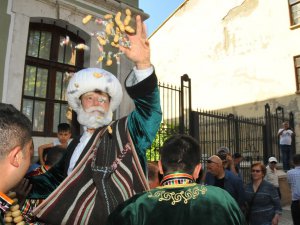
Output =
[
  {"x1": 6, "y1": 12, "x2": 29, "y2": 109},
  {"x1": 150, "y1": 0, "x2": 300, "y2": 110}
]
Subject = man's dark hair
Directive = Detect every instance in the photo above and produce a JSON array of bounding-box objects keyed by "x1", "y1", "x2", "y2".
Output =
[
  {"x1": 0, "y1": 103, "x2": 32, "y2": 157},
  {"x1": 57, "y1": 123, "x2": 71, "y2": 132},
  {"x1": 159, "y1": 134, "x2": 201, "y2": 174},
  {"x1": 44, "y1": 146, "x2": 65, "y2": 167},
  {"x1": 292, "y1": 154, "x2": 300, "y2": 166}
]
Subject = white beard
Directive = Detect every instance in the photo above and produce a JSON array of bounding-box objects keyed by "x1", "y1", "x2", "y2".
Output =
[{"x1": 77, "y1": 106, "x2": 112, "y2": 129}]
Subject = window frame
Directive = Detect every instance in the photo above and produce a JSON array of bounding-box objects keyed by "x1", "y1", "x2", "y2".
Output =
[
  {"x1": 22, "y1": 22, "x2": 84, "y2": 137},
  {"x1": 293, "y1": 55, "x2": 300, "y2": 93},
  {"x1": 288, "y1": 0, "x2": 300, "y2": 28}
]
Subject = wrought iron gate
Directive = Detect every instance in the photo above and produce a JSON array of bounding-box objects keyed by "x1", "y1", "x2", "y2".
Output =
[{"x1": 147, "y1": 74, "x2": 295, "y2": 180}]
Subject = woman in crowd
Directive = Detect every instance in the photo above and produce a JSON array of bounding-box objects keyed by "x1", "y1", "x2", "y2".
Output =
[{"x1": 245, "y1": 162, "x2": 282, "y2": 225}]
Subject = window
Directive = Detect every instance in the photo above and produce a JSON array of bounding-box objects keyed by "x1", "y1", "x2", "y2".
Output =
[
  {"x1": 288, "y1": 0, "x2": 300, "y2": 26},
  {"x1": 22, "y1": 22, "x2": 84, "y2": 136},
  {"x1": 294, "y1": 55, "x2": 300, "y2": 92}
]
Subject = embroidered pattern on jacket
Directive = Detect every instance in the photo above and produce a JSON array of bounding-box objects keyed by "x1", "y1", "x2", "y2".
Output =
[{"x1": 148, "y1": 185, "x2": 207, "y2": 205}]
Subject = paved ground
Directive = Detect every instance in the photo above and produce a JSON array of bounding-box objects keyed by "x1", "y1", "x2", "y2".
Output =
[{"x1": 279, "y1": 205, "x2": 293, "y2": 225}]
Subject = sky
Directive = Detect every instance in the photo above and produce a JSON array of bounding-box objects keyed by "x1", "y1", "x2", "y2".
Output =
[{"x1": 139, "y1": 0, "x2": 185, "y2": 36}]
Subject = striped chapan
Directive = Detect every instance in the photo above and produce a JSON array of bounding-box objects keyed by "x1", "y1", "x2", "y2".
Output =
[{"x1": 32, "y1": 117, "x2": 149, "y2": 225}]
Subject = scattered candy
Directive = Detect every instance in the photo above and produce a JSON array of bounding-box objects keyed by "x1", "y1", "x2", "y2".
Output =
[
  {"x1": 106, "y1": 52, "x2": 113, "y2": 66},
  {"x1": 104, "y1": 14, "x2": 113, "y2": 20},
  {"x1": 60, "y1": 36, "x2": 70, "y2": 46},
  {"x1": 93, "y1": 72, "x2": 103, "y2": 78},
  {"x1": 83, "y1": 8, "x2": 135, "y2": 66},
  {"x1": 82, "y1": 15, "x2": 92, "y2": 24},
  {"x1": 75, "y1": 44, "x2": 90, "y2": 50},
  {"x1": 125, "y1": 26, "x2": 135, "y2": 34},
  {"x1": 108, "y1": 126, "x2": 113, "y2": 134},
  {"x1": 60, "y1": 8, "x2": 135, "y2": 68}
]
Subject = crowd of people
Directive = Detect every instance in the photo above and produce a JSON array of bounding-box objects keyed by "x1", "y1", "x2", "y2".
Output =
[{"x1": 0, "y1": 13, "x2": 299, "y2": 225}]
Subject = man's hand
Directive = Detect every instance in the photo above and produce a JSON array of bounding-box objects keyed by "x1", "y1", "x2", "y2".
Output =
[
  {"x1": 272, "y1": 214, "x2": 280, "y2": 225},
  {"x1": 119, "y1": 15, "x2": 151, "y2": 70}
]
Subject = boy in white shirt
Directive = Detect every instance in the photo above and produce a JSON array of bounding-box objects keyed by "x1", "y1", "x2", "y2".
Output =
[{"x1": 38, "y1": 123, "x2": 71, "y2": 165}]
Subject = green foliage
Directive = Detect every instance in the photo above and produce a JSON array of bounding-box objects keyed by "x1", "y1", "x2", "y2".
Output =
[{"x1": 146, "y1": 123, "x2": 179, "y2": 162}]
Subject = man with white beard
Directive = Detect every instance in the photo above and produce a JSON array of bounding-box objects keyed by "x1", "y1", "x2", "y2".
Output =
[{"x1": 25, "y1": 15, "x2": 162, "y2": 225}]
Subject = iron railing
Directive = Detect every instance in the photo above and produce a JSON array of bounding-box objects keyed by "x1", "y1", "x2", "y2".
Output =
[{"x1": 147, "y1": 75, "x2": 295, "y2": 184}]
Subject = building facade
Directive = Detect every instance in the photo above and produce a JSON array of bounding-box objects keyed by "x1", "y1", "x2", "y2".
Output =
[
  {"x1": 0, "y1": 0, "x2": 148, "y2": 151},
  {"x1": 150, "y1": 0, "x2": 300, "y2": 153}
]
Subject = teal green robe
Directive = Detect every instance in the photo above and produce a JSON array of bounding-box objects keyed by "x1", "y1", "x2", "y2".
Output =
[{"x1": 106, "y1": 182, "x2": 247, "y2": 225}]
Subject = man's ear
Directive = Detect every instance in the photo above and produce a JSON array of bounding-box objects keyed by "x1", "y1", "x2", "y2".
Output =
[
  {"x1": 158, "y1": 160, "x2": 164, "y2": 175},
  {"x1": 8, "y1": 146, "x2": 22, "y2": 167},
  {"x1": 193, "y1": 163, "x2": 202, "y2": 180}
]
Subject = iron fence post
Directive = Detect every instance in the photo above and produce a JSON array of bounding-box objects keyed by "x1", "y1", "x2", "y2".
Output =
[
  {"x1": 180, "y1": 74, "x2": 191, "y2": 134},
  {"x1": 264, "y1": 104, "x2": 272, "y2": 160}
]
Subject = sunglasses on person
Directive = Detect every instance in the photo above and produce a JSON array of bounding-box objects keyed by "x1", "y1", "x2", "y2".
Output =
[
  {"x1": 251, "y1": 169, "x2": 262, "y2": 173},
  {"x1": 206, "y1": 159, "x2": 218, "y2": 164},
  {"x1": 270, "y1": 161, "x2": 277, "y2": 164}
]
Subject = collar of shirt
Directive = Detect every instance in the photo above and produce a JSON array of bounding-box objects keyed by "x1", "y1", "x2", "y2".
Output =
[{"x1": 0, "y1": 192, "x2": 13, "y2": 215}]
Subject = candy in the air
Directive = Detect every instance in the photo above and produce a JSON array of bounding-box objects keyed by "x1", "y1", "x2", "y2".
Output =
[
  {"x1": 125, "y1": 26, "x2": 135, "y2": 34},
  {"x1": 97, "y1": 36, "x2": 107, "y2": 46},
  {"x1": 104, "y1": 14, "x2": 113, "y2": 20},
  {"x1": 60, "y1": 36, "x2": 70, "y2": 46},
  {"x1": 125, "y1": 9, "x2": 131, "y2": 16},
  {"x1": 82, "y1": 15, "x2": 92, "y2": 24},
  {"x1": 106, "y1": 52, "x2": 113, "y2": 66},
  {"x1": 75, "y1": 44, "x2": 90, "y2": 50}
]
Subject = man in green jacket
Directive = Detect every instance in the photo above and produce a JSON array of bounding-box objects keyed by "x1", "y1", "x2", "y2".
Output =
[{"x1": 106, "y1": 134, "x2": 247, "y2": 225}]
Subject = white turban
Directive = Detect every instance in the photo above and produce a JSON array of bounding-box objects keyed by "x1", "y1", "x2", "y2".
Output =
[{"x1": 67, "y1": 68, "x2": 123, "y2": 113}]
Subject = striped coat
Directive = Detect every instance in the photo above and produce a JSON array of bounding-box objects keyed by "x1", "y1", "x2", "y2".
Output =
[
  {"x1": 28, "y1": 72, "x2": 162, "y2": 225},
  {"x1": 33, "y1": 118, "x2": 148, "y2": 225}
]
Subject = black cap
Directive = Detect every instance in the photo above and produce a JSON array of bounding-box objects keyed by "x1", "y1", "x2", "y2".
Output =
[{"x1": 233, "y1": 152, "x2": 242, "y2": 159}]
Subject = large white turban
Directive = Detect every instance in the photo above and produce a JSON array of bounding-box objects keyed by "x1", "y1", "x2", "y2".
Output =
[{"x1": 67, "y1": 68, "x2": 123, "y2": 113}]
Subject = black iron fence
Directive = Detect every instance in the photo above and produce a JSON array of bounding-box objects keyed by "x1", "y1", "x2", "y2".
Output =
[
  {"x1": 146, "y1": 75, "x2": 190, "y2": 161},
  {"x1": 147, "y1": 74, "x2": 295, "y2": 183}
]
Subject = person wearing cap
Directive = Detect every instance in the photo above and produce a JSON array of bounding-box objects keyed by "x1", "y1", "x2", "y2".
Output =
[
  {"x1": 25, "y1": 15, "x2": 162, "y2": 225},
  {"x1": 265, "y1": 156, "x2": 281, "y2": 199},
  {"x1": 106, "y1": 135, "x2": 247, "y2": 225},
  {"x1": 204, "y1": 155, "x2": 246, "y2": 210},
  {"x1": 217, "y1": 146, "x2": 240, "y2": 176}
]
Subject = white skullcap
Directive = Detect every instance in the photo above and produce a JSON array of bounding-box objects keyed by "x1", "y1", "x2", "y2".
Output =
[
  {"x1": 67, "y1": 68, "x2": 123, "y2": 113},
  {"x1": 268, "y1": 157, "x2": 278, "y2": 163}
]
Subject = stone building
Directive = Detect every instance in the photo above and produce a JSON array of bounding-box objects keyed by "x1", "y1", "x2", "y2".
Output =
[
  {"x1": 150, "y1": 0, "x2": 300, "y2": 153},
  {"x1": 0, "y1": 0, "x2": 148, "y2": 151}
]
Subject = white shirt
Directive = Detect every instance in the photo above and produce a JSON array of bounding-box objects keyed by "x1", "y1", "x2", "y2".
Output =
[
  {"x1": 53, "y1": 138, "x2": 72, "y2": 146},
  {"x1": 126, "y1": 66, "x2": 154, "y2": 86},
  {"x1": 67, "y1": 128, "x2": 93, "y2": 175},
  {"x1": 265, "y1": 165, "x2": 279, "y2": 187},
  {"x1": 287, "y1": 166, "x2": 300, "y2": 201},
  {"x1": 278, "y1": 128, "x2": 293, "y2": 145}
]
